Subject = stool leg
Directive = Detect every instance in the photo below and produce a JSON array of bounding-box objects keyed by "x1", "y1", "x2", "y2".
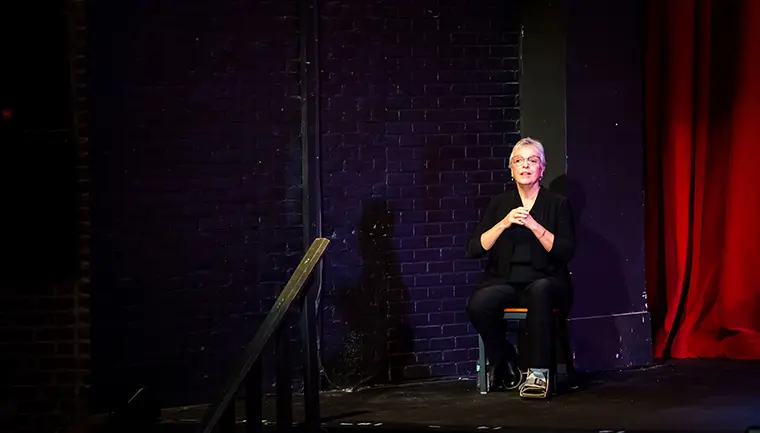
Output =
[
  {"x1": 478, "y1": 334, "x2": 488, "y2": 394},
  {"x1": 549, "y1": 315, "x2": 561, "y2": 397},
  {"x1": 557, "y1": 319, "x2": 578, "y2": 389}
]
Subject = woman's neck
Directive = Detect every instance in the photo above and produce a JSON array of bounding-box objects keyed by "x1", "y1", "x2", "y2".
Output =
[{"x1": 517, "y1": 182, "x2": 540, "y2": 201}]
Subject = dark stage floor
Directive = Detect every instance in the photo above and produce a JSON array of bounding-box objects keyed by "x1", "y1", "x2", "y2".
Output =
[{"x1": 159, "y1": 360, "x2": 760, "y2": 433}]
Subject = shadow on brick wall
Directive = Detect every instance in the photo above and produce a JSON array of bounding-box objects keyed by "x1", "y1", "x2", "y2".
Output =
[{"x1": 324, "y1": 199, "x2": 412, "y2": 389}]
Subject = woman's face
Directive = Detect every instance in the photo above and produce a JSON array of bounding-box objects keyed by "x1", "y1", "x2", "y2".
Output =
[{"x1": 510, "y1": 146, "x2": 544, "y2": 186}]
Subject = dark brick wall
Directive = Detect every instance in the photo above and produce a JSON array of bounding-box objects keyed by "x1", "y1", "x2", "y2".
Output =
[
  {"x1": 318, "y1": 0, "x2": 520, "y2": 386},
  {"x1": 0, "y1": 0, "x2": 522, "y2": 425},
  {"x1": 0, "y1": 0, "x2": 89, "y2": 431},
  {"x1": 87, "y1": 0, "x2": 304, "y2": 408},
  {"x1": 86, "y1": 0, "x2": 520, "y2": 407}
]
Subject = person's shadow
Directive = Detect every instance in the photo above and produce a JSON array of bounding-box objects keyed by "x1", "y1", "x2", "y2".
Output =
[
  {"x1": 549, "y1": 175, "x2": 631, "y2": 374},
  {"x1": 325, "y1": 200, "x2": 412, "y2": 389}
]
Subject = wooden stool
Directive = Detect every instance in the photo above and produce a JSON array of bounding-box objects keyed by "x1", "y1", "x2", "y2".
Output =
[{"x1": 476, "y1": 307, "x2": 575, "y2": 394}]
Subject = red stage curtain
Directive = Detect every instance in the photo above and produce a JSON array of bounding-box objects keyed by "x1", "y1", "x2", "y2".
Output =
[{"x1": 645, "y1": 0, "x2": 760, "y2": 359}]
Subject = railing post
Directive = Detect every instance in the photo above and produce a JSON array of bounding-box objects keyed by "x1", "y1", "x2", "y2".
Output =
[
  {"x1": 220, "y1": 403, "x2": 235, "y2": 433},
  {"x1": 300, "y1": 288, "x2": 321, "y2": 433},
  {"x1": 245, "y1": 358, "x2": 262, "y2": 433},
  {"x1": 276, "y1": 326, "x2": 292, "y2": 433}
]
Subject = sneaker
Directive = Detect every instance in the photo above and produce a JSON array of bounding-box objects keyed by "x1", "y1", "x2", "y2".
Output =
[{"x1": 519, "y1": 368, "x2": 550, "y2": 399}]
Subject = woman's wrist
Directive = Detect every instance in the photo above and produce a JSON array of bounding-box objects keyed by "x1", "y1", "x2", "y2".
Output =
[{"x1": 532, "y1": 224, "x2": 546, "y2": 238}]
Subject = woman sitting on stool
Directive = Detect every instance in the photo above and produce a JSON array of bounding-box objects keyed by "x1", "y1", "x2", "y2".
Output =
[{"x1": 466, "y1": 137, "x2": 575, "y2": 399}]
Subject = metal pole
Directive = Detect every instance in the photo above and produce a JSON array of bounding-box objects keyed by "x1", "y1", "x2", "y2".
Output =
[{"x1": 299, "y1": 0, "x2": 322, "y2": 431}]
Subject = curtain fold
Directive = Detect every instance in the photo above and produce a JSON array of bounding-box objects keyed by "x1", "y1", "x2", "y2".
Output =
[{"x1": 645, "y1": 0, "x2": 760, "y2": 359}]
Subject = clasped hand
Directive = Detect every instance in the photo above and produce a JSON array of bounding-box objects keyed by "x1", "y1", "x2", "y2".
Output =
[{"x1": 501, "y1": 207, "x2": 538, "y2": 230}]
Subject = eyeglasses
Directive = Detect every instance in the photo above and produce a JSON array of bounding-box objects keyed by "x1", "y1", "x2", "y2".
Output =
[{"x1": 511, "y1": 156, "x2": 541, "y2": 166}]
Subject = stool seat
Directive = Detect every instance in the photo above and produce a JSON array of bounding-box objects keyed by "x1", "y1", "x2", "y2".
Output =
[
  {"x1": 503, "y1": 308, "x2": 561, "y2": 320},
  {"x1": 503, "y1": 308, "x2": 560, "y2": 313}
]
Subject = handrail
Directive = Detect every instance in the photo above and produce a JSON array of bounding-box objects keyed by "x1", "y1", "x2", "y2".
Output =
[{"x1": 198, "y1": 238, "x2": 330, "y2": 433}]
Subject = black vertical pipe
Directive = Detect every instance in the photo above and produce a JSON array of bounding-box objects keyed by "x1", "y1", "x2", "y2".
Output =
[
  {"x1": 301, "y1": 0, "x2": 322, "y2": 247},
  {"x1": 299, "y1": 0, "x2": 322, "y2": 431},
  {"x1": 300, "y1": 0, "x2": 312, "y2": 242}
]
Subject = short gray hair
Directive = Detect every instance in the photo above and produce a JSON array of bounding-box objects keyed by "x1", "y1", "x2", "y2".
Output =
[{"x1": 509, "y1": 137, "x2": 546, "y2": 167}]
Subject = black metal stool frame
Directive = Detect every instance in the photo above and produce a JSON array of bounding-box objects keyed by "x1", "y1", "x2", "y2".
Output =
[{"x1": 476, "y1": 308, "x2": 576, "y2": 395}]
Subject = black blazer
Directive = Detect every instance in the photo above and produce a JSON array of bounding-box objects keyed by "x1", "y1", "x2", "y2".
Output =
[{"x1": 467, "y1": 186, "x2": 576, "y2": 289}]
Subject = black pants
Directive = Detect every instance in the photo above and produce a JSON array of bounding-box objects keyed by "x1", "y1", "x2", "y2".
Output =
[{"x1": 466, "y1": 278, "x2": 570, "y2": 369}]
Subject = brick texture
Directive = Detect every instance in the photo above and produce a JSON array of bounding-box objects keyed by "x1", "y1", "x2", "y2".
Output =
[
  {"x1": 318, "y1": 0, "x2": 520, "y2": 385},
  {"x1": 0, "y1": 0, "x2": 90, "y2": 431}
]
